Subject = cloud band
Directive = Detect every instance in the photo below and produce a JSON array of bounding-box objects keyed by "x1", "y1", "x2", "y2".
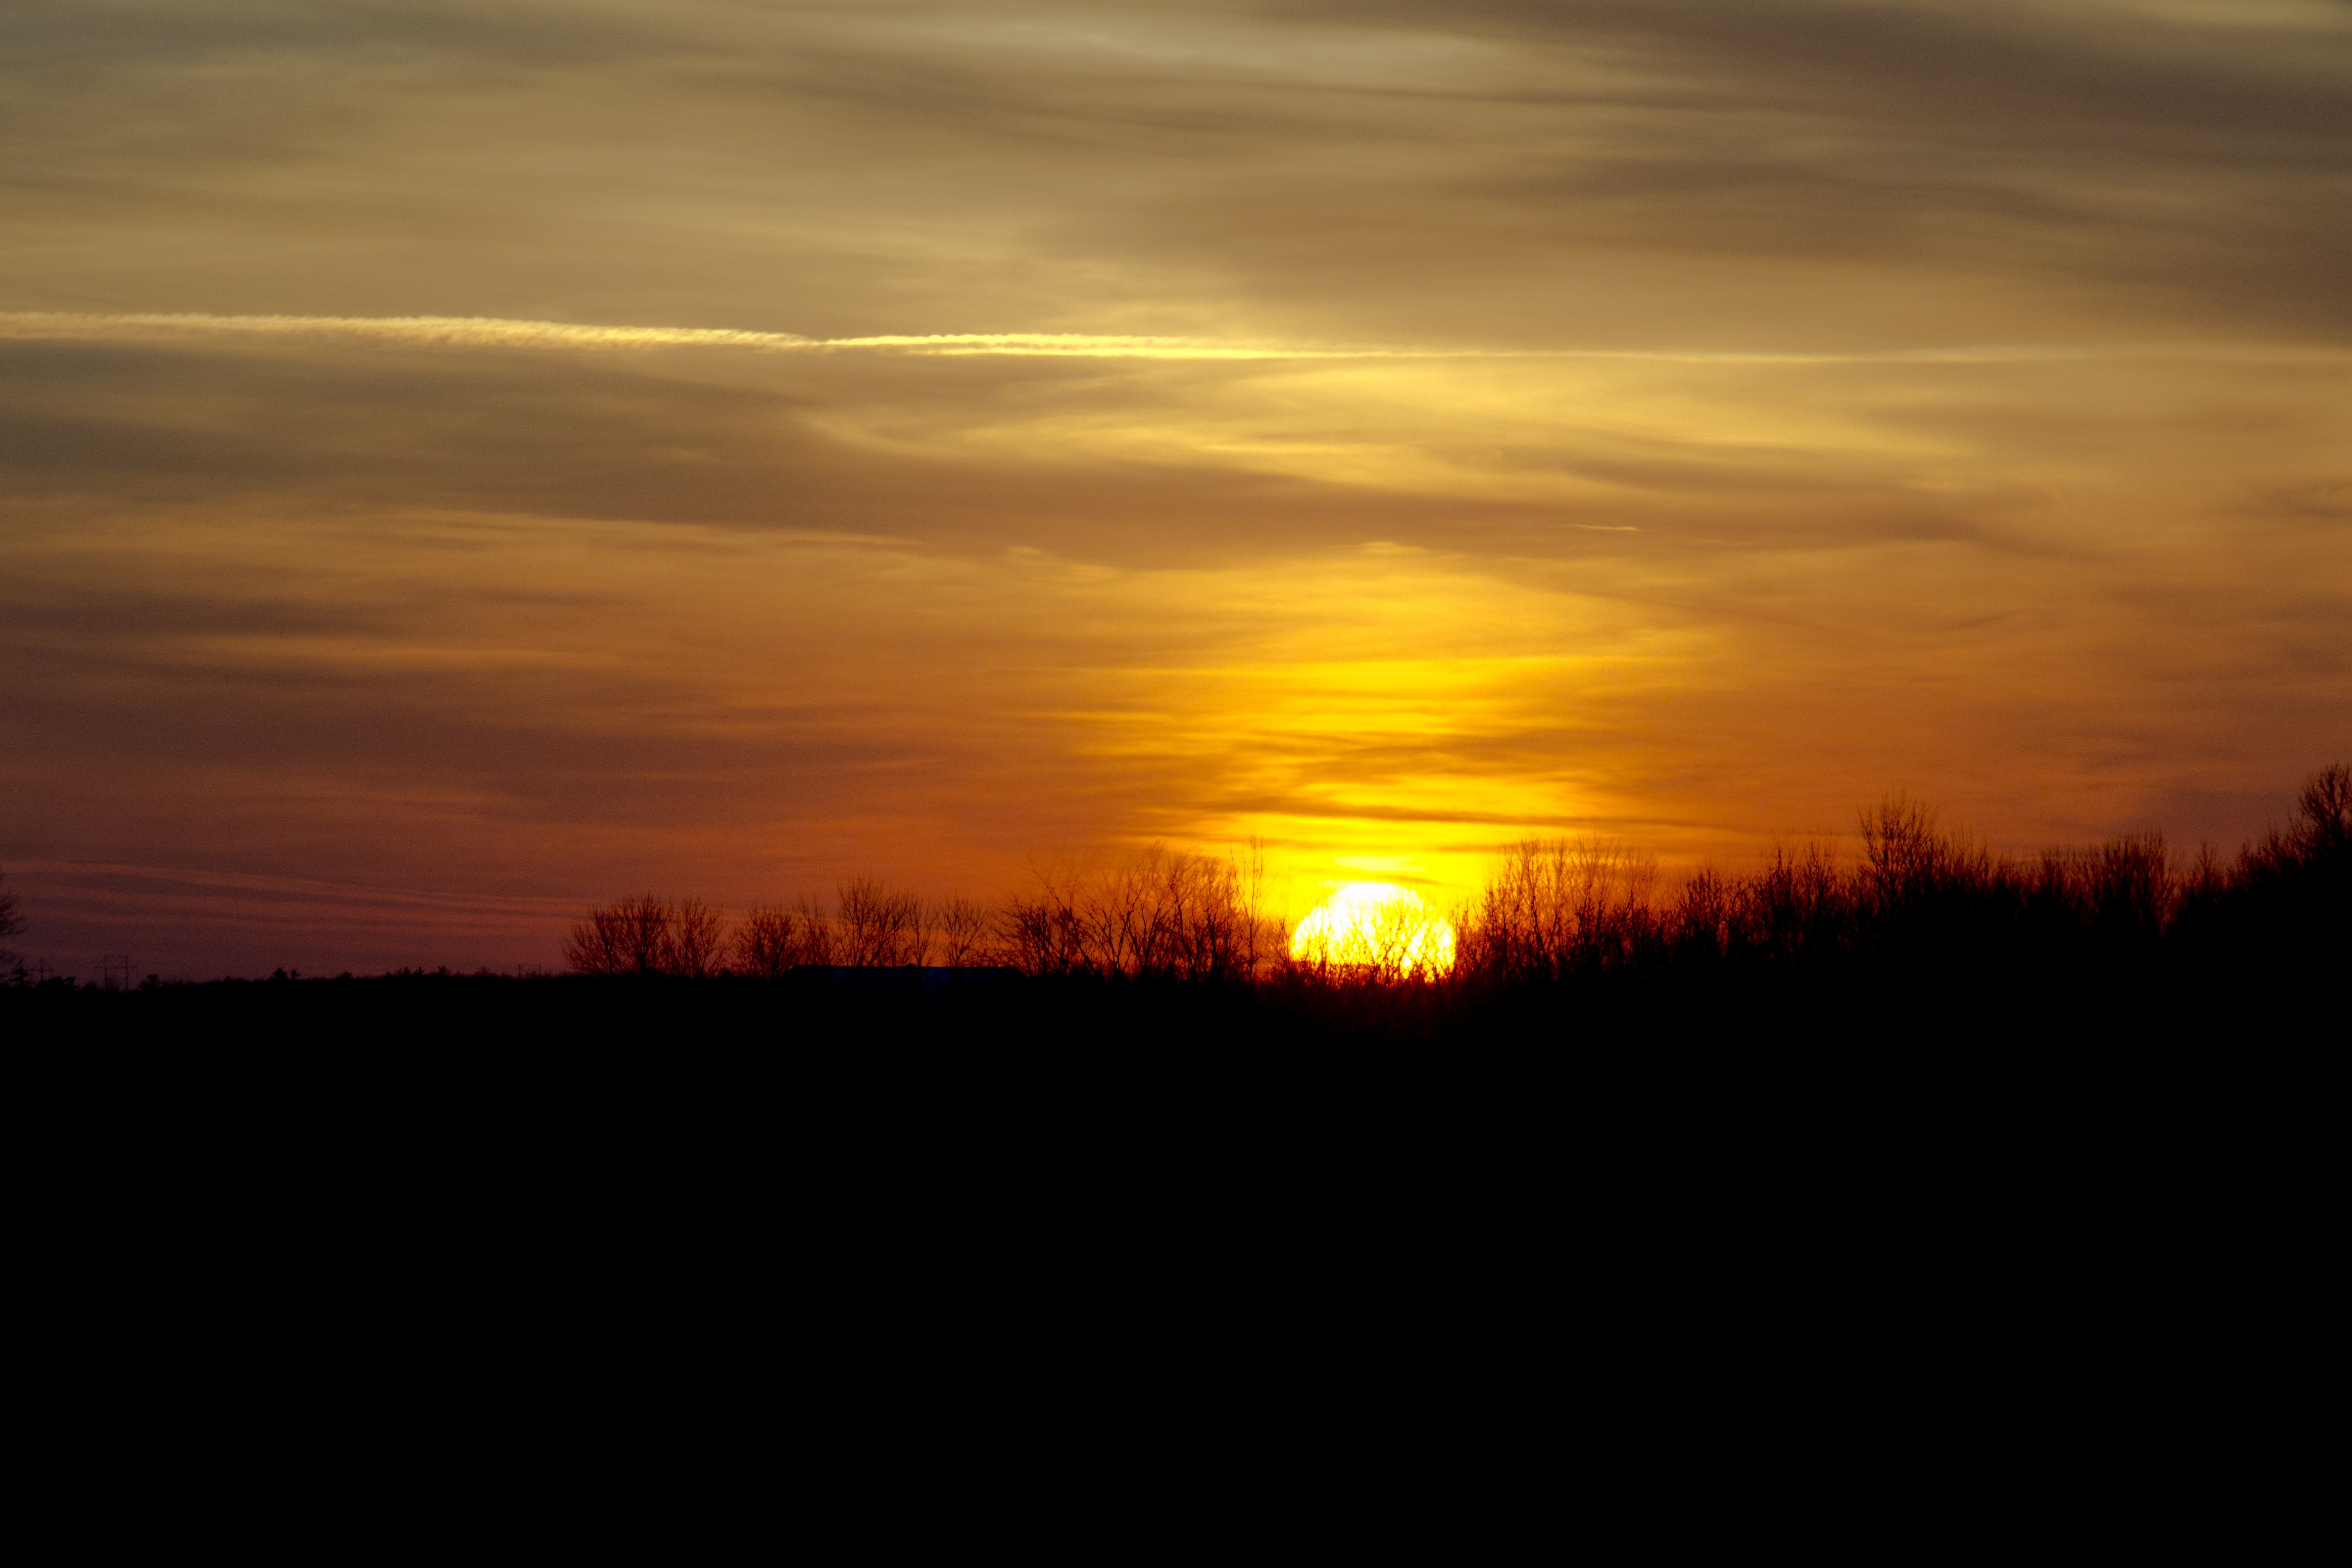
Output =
[{"x1": 4, "y1": 310, "x2": 2336, "y2": 366}]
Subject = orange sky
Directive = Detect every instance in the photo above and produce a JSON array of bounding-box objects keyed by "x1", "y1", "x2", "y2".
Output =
[{"x1": 3, "y1": 2, "x2": 2348, "y2": 975}]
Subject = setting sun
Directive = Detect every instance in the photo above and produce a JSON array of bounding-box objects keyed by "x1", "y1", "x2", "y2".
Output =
[{"x1": 1289, "y1": 883, "x2": 1458, "y2": 977}]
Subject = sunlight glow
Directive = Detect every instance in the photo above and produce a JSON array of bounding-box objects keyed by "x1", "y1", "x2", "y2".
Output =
[{"x1": 1289, "y1": 881, "x2": 1457, "y2": 977}]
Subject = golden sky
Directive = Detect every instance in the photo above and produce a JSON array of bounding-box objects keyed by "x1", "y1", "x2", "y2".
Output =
[{"x1": 4, "y1": 1, "x2": 2348, "y2": 973}]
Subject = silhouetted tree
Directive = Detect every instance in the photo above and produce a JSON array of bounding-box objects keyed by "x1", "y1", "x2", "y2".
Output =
[
  {"x1": 733, "y1": 903, "x2": 805, "y2": 978},
  {"x1": 1672, "y1": 866, "x2": 1735, "y2": 960},
  {"x1": 1737, "y1": 843, "x2": 1848, "y2": 963},
  {"x1": 930, "y1": 894, "x2": 995, "y2": 968},
  {"x1": 2203, "y1": 762, "x2": 2352, "y2": 967},
  {"x1": 2303, "y1": 763, "x2": 2352, "y2": 852},
  {"x1": 2245, "y1": 763, "x2": 2351, "y2": 878},
  {"x1": 0, "y1": 866, "x2": 22, "y2": 970},
  {"x1": 998, "y1": 844, "x2": 1279, "y2": 979},
  {"x1": 562, "y1": 894, "x2": 726, "y2": 975},
  {"x1": 794, "y1": 893, "x2": 839, "y2": 965},
  {"x1": 664, "y1": 897, "x2": 727, "y2": 976},
  {"x1": 1291, "y1": 885, "x2": 1454, "y2": 983},
  {"x1": 562, "y1": 894, "x2": 674, "y2": 975},
  {"x1": 837, "y1": 875, "x2": 922, "y2": 966},
  {"x1": 1001, "y1": 860, "x2": 1091, "y2": 976},
  {"x1": 1459, "y1": 837, "x2": 1660, "y2": 983}
]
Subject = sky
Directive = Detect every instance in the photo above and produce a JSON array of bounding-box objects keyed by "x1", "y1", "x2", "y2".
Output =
[{"x1": 3, "y1": 0, "x2": 2348, "y2": 976}]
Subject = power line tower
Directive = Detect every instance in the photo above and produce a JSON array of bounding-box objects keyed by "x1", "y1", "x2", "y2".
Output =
[{"x1": 99, "y1": 955, "x2": 133, "y2": 991}]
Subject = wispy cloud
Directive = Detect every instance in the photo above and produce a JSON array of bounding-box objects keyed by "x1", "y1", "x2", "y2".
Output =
[
  {"x1": 3, "y1": 310, "x2": 2340, "y2": 365},
  {"x1": 0, "y1": 310, "x2": 827, "y2": 355},
  {"x1": 3, "y1": 2, "x2": 2345, "y2": 974}
]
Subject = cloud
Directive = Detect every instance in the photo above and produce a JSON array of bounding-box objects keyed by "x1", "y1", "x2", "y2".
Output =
[
  {"x1": 1, "y1": 3, "x2": 2346, "y2": 971},
  {"x1": 0, "y1": 310, "x2": 1425, "y2": 360},
  {"x1": 8, "y1": 3, "x2": 2348, "y2": 344},
  {"x1": 14, "y1": 309, "x2": 2346, "y2": 365}
]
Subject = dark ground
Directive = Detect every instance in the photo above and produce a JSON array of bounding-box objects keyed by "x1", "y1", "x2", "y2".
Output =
[
  {"x1": 8, "y1": 958, "x2": 2339, "y2": 1525},
  {"x1": 10, "y1": 963, "x2": 2342, "y2": 1274}
]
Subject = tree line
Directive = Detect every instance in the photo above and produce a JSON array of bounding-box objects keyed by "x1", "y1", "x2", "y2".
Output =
[
  {"x1": 564, "y1": 764, "x2": 2348, "y2": 988},
  {"x1": 1450, "y1": 764, "x2": 2350, "y2": 988},
  {"x1": 564, "y1": 846, "x2": 1284, "y2": 980}
]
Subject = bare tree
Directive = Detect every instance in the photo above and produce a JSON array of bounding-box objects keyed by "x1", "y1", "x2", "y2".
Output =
[
  {"x1": 903, "y1": 893, "x2": 934, "y2": 968},
  {"x1": 734, "y1": 903, "x2": 804, "y2": 978},
  {"x1": 1234, "y1": 838, "x2": 1280, "y2": 981},
  {"x1": 794, "y1": 893, "x2": 838, "y2": 966},
  {"x1": 1458, "y1": 838, "x2": 1661, "y2": 982},
  {"x1": 1291, "y1": 883, "x2": 1454, "y2": 983},
  {"x1": 0, "y1": 866, "x2": 23, "y2": 970},
  {"x1": 2087, "y1": 833, "x2": 2172, "y2": 938},
  {"x1": 663, "y1": 897, "x2": 728, "y2": 976},
  {"x1": 2301, "y1": 763, "x2": 2352, "y2": 852},
  {"x1": 932, "y1": 894, "x2": 995, "y2": 968},
  {"x1": 1001, "y1": 856, "x2": 1094, "y2": 975},
  {"x1": 997, "y1": 843, "x2": 1282, "y2": 979},
  {"x1": 562, "y1": 893, "x2": 673, "y2": 974},
  {"x1": 1674, "y1": 867, "x2": 1736, "y2": 959},
  {"x1": 559, "y1": 894, "x2": 726, "y2": 975},
  {"x1": 1739, "y1": 843, "x2": 1848, "y2": 963},
  {"x1": 837, "y1": 875, "x2": 921, "y2": 966},
  {"x1": 2246, "y1": 762, "x2": 2352, "y2": 874}
]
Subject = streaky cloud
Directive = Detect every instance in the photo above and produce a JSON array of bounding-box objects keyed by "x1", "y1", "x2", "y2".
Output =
[
  {"x1": 3, "y1": 311, "x2": 2342, "y2": 365},
  {"x1": 0, "y1": 311, "x2": 821, "y2": 355}
]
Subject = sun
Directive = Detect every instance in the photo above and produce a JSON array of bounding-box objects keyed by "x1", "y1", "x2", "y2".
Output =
[{"x1": 1290, "y1": 882, "x2": 1458, "y2": 977}]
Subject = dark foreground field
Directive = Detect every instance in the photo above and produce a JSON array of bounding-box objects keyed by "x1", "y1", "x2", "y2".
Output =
[
  {"x1": 8, "y1": 949, "x2": 2340, "y2": 1509},
  {"x1": 12, "y1": 952, "x2": 2343, "y2": 1270},
  {"x1": 3, "y1": 937, "x2": 2342, "y2": 1048}
]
